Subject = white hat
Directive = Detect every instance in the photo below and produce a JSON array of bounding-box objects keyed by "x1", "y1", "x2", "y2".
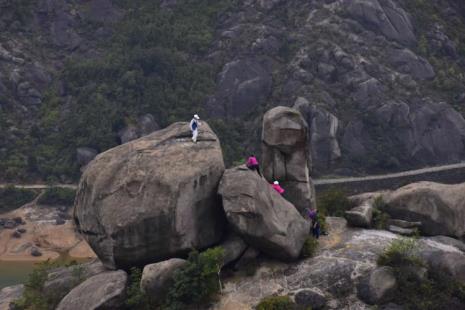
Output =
[
  {"x1": 194, "y1": 114, "x2": 200, "y2": 120},
  {"x1": 273, "y1": 181, "x2": 279, "y2": 185}
]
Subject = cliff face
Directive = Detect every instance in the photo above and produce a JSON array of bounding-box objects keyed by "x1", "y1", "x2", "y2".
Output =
[{"x1": 2, "y1": 0, "x2": 465, "y2": 181}]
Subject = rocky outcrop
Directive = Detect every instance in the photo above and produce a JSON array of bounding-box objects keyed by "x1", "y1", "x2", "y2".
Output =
[
  {"x1": 56, "y1": 270, "x2": 127, "y2": 310},
  {"x1": 343, "y1": 0, "x2": 416, "y2": 45},
  {"x1": 43, "y1": 259, "x2": 107, "y2": 302},
  {"x1": 218, "y1": 165, "x2": 310, "y2": 260},
  {"x1": 140, "y1": 258, "x2": 187, "y2": 302},
  {"x1": 383, "y1": 182, "x2": 465, "y2": 238},
  {"x1": 74, "y1": 122, "x2": 226, "y2": 269},
  {"x1": 345, "y1": 202, "x2": 373, "y2": 228},
  {"x1": 357, "y1": 266, "x2": 397, "y2": 305},
  {"x1": 207, "y1": 58, "x2": 272, "y2": 118},
  {"x1": 294, "y1": 97, "x2": 341, "y2": 175},
  {"x1": 261, "y1": 106, "x2": 316, "y2": 212}
]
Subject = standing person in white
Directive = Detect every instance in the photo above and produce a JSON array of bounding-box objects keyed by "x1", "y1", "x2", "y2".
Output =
[{"x1": 190, "y1": 114, "x2": 200, "y2": 143}]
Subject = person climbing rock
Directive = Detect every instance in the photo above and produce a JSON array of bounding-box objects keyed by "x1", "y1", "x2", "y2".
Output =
[
  {"x1": 306, "y1": 208, "x2": 325, "y2": 238},
  {"x1": 190, "y1": 114, "x2": 200, "y2": 143},
  {"x1": 271, "y1": 181, "x2": 284, "y2": 195},
  {"x1": 246, "y1": 154, "x2": 261, "y2": 176},
  {"x1": 312, "y1": 215, "x2": 321, "y2": 239}
]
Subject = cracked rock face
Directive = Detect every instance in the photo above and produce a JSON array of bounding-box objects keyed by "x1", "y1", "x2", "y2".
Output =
[
  {"x1": 261, "y1": 106, "x2": 316, "y2": 212},
  {"x1": 74, "y1": 122, "x2": 226, "y2": 269}
]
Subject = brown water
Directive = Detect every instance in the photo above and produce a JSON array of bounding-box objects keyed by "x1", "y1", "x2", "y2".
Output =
[{"x1": 0, "y1": 256, "x2": 92, "y2": 289}]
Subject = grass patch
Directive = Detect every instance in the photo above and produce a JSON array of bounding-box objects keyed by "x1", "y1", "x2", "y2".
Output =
[
  {"x1": 377, "y1": 237, "x2": 424, "y2": 268},
  {"x1": 0, "y1": 185, "x2": 37, "y2": 213},
  {"x1": 316, "y1": 189, "x2": 355, "y2": 217},
  {"x1": 37, "y1": 187, "x2": 76, "y2": 207},
  {"x1": 301, "y1": 236, "x2": 318, "y2": 259},
  {"x1": 256, "y1": 296, "x2": 297, "y2": 310}
]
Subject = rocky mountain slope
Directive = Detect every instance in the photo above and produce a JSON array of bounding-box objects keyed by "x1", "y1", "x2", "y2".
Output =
[{"x1": 2, "y1": 0, "x2": 465, "y2": 181}]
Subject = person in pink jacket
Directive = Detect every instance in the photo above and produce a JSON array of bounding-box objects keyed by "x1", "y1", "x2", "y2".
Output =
[
  {"x1": 271, "y1": 181, "x2": 285, "y2": 195},
  {"x1": 246, "y1": 154, "x2": 261, "y2": 176}
]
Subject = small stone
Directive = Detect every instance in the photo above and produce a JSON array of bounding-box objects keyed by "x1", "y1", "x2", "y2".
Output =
[
  {"x1": 31, "y1": 247, "x2": 42, "y2": 257},
  {"x1": 12, "y1": 231, "x2": 21, "y2": 238},
  {"x1": 294, "y1": 288, "x2": 327, "y2": 310},
  {"x1": 55, "y1": 218, "x2": 66, "y2": 225},
  {"x1": 17, "y1": 228, "x2": 26, "y2": 234}
]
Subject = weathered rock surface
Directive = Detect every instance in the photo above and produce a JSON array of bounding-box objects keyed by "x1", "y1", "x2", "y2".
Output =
[
  {"x1": 140, "y1": 258, "x2": 187, "y2": 302},
  {"x1": 428, "y1": 236, "x2": 465, "y2": 252},
  {"x1": 262, "y1": 106, "x2": 316, "y2": 212},
  {"x1": 56, "y1": 270, "x2": 127, "y2": 310},
  {"x1": 387, "y1": 219, "x2": 421, "y2": 229},
  {"x1": 294, "y1": 288, "x2": 327, "y2": 310},
  {"x1": 357, "y1": 266, "x2": 397, "y2": 305},
  {"x1": 43, "y1": 259, "x2": 107, "y2": 302},
  {"x1": 74, "y1": 122, "x2": 226, "y2": 269},
  {"x1": 345, "y1": 202, "x2": 373, "y2": 228},
  {"x1": 219, "y1": 165, "x2": 310, "y2": 260},
  {"x1": 383, "y1": 182, "x2": 465, "y2": 238},
  {"x1": 387, "y1": 225, "x2": 417, "y2": 236},
  {"x1": 294, "y1": 97, "x2": 341, "y2": 175},
  {"x1": 0, "y1": 284, "x2": 24, "y2": 310},
  {"x1": 221, "y1": 233, "x2": 248, "y2": 266}
]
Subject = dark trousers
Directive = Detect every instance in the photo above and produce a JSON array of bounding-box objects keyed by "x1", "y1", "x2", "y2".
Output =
[{"x1": 248, "y1": 164, "x2": 262, "y2": 177}]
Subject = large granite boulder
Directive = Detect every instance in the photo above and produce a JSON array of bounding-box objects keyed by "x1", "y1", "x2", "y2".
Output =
[
  {"x1": 56, "y1": 270, "x2": 127, "y2": 310},
  {"x1": 140, "y1": 258, "x2": 188, "y2": 302},
  {"x1": 74, "y1": 122, "x2": 226, "y2": 269},
  {"x1": 218, "y1": 166, "x2": 310, "y2": 260},
  {"x1": 383, "y1": 182, "x2": 465, "y2": 238},
  {"x1": 261, "y1": 106, "x2": 316, "y2": 212}
]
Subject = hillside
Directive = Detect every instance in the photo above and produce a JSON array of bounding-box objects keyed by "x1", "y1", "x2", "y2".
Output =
[{"x1": 2, "y1": 0, "x2": 465, "y2": 182}]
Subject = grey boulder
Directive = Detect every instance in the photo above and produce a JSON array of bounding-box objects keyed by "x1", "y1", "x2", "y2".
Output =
[
  {"x1": 74, "y1": 122, "x2": 226, "y2": 269},
  {"x1": 357, "y1": 266, "x2": 397, "y2": 305},
  {"x1": 219, "y1": 165, "x2": 310, "y2": 260},
  {"x1": 220, "y1": 233, "x2": 248, "y2": 266},
  {"x1": 384, "y1": 182, "x2": 465, "y2": 238},
  {"x1": 294, "y1": 288, "x2": 327, "y2": 310},
  {"x1": 345, "y1": 202, "x2": 373, "y2": 228},
  {"x1": 0, "y1": 284, "x2": 24, "y2": 310},
  {"x1": 56, "y1": 270, "x2": 128, "y2": 310},
  {"x1": 262, "y1": 106, "x2": 316, "y2": 212},
  {"x1": 140, "y1": 258, "x2": 187, "y2": 302}
]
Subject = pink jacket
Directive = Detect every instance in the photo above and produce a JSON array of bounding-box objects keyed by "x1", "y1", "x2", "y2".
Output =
[
  {"x1": 247, "y1": 156, "x2": 259, "y2": 167},
  {"x1": 272, "y1": 184, "x2": 285, "y2": 195}
]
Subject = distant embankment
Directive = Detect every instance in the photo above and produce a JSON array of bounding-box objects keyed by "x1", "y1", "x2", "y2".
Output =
[{"x1": 314, "y1": 162, "x2": 465, "y2": 195}]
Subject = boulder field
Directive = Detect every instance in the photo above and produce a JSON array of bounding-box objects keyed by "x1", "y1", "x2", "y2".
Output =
[{"x1": 74, "y1": 111, "x2": 315, "y2": 269}]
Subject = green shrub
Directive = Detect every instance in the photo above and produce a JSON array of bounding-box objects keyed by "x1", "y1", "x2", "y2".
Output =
[
  {"x1": 0, "y1": 185, "x2": 37, "y2": 213},
  {"x1": 372, "y1": 203, "x2": 390, "y2": 230},
  {"x1": 256, "y1": 296, "x2": 297, "y2": 310},
  {"x1": 301, "y1": 237, "x2": 318, "y2": 259},
  {"x1": 164, "y1": 247, "x2": 225, "y2": 309},
  {"x1": 12, "y1": 260, "x2": 65, "y2": 310},
  {"x1": 126, "y1": 267, "x2": 151, "y2": 309},
  {"x1": 377, "y1": 237, "x2": 424, "y2": 268},
  {"x1": 37, "y1": 187, "x2": 76, "y2": 206},
  {"x1": 316, "y1": 189, "x2": 355, "y2": 217}
]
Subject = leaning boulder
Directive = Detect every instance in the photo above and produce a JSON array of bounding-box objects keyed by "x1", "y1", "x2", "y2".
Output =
[
  {"x1": 219, "y1": 166, "x2": 310, "y2": 260},
  {"x1": 74, "y1": 122, "x2": 226, "y2": 269},
  {"x1": 56, "y1": 270, "x2": 127, "y2": 310},
  {"x1": 383, "y1": 182, "x2": 465, "y2": 238},
  {"x1": 140, "y1": 258, "x2": 188, "y2": 302},
  {"x1": 345, "y1": 202, "x2": 373, "y2": 228},
  {"x1": 262, "y1": 106, "x2": 316, "y2": 213}
]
